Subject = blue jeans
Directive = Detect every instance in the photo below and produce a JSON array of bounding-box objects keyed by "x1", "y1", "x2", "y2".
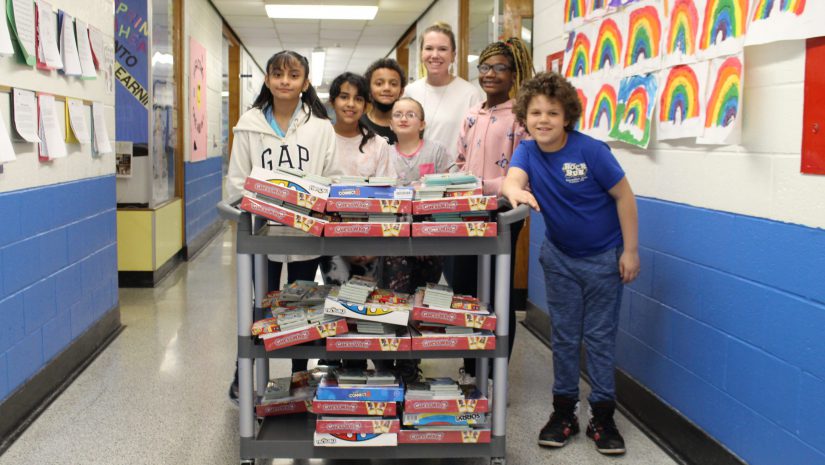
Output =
[{"x1": 539, "y1": 239, "x2": 623, "y2": 404}]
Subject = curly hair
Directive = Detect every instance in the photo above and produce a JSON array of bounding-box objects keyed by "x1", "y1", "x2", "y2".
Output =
[
  {"x1": 364, "y1": 58, "x2": 407, "y2": 91},
  {"x1": 514, "y1": 72, "x2": 582, "y2": 131},
  {"x1": 477, "y1": 37, "x2": 535, "y2": 99}
]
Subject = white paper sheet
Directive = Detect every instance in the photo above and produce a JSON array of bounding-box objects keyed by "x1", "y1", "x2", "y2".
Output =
[
  {"x1": 38, "y1": 94, "x2": 66, "y2": 158},
  {"x1": 66, "y1": 98, "x2": 90, "y2": 143},
  {"x1": 1, "y1": 0, "x2": 15, "y2": 56},
  {"x1": 12, "y1": 88, "x2": 40, "y2": 142},
  {"x1": 0, "y1": 111, "x2": 17, "y2": 163},
  {"x1": 92, "y1": 102, "x2": 111, "y2": 154},
  {"x1": 36, "y1": 0, "x2": 62, "y2": 69},
  {"x1": 75, "y1": 19, "x2": 95, "y2": 79},
  {"x1": 88, "y1": 25, "x2": 103, "y2": 70},
  {"x1": 59, "y1": 11, "x2": 81, "y2": 75},
  {"x1": 11, "y1": 0, "x2": 36, "y2": 64}
]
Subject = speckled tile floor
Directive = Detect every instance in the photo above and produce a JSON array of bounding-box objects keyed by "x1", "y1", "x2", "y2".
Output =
[{"x1": 0, "y1": 228, "x2": 678, "y2": 465}]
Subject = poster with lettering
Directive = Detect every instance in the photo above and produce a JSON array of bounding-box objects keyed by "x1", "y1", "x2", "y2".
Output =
[
  {"x1": 189, "y1": 37, "x2": 207, "y2": 162},
  {"x1": 114, "y1": 0, "x2": 149, "y2": 143}
]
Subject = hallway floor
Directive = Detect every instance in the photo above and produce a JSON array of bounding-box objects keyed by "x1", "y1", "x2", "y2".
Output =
[{"x1": 0, "y1": 228, "x2": 679, "y2": 465}]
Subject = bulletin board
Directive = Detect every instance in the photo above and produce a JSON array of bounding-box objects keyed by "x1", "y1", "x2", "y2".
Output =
[{"x1": 0, "y1": 0, "x2": 115, "y2": 193}]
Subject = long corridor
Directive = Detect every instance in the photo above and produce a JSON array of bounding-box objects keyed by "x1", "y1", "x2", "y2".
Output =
[{"x1": 0, "y1": 228, "x2": 678, "y2": 465}]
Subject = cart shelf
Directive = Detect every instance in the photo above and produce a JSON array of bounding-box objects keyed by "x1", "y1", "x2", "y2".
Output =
[{"x1": 238, "y1": 336, "x2": 508, "y2": 359}]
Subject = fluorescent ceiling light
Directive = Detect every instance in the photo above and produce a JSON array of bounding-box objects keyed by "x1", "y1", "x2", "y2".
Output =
[
  {"x1": 311, "y1": 48, "x2": 325, "y2": 87},
  {"x1": 265, "y1": 4, "x2": 378, "y2": 20}
]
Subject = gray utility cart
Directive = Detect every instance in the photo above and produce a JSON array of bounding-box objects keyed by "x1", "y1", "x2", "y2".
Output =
[{"x1": 217, "y1": 197, "x2": 529, "y2": 465}]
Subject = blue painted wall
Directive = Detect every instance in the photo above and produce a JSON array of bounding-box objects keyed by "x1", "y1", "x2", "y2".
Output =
[
  {"x1": 184, "y1": 157, "x2": 223, "y2": 247},
  {"x1": 0, "y1": 176, "x2": 119, "y2": 403},
  {"x1": 528, "y1": 197, "x2": 825, "y2": 465}
]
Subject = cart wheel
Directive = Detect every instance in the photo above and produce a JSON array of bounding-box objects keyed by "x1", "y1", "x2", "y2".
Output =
[{"x1": 490, "y1": 458, "x2": 506, "y2": 465}]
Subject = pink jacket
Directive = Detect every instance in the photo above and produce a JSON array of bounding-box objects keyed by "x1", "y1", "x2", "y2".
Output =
[{"x1": 456, "y1": 99, "x2": 527, "y2": 195}]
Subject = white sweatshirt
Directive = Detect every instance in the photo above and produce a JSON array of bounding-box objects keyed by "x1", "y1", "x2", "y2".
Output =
[{"x1": 226, "y1": 104, "x2": 336, "y2": 263}]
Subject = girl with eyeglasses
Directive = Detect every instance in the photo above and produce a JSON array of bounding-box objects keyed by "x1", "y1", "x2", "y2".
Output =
[{"x1": 447, "y1": 38, "x2": 535, "y2": 386}]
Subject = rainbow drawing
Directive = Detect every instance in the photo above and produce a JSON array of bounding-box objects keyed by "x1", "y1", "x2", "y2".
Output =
[
  {"x1": 592, "y1": 19, "x2": 623, "y2": 72},
  {"x1": 565, "y1": 0, "x2": 587, "y2": 24},
  {"x1": 576, "y1": 88, "x2": 588, "y2": 131},
  {"x1": 565, "y1": 33, "x2": 591, "y2": 77},
  {"x1": 779, "y1": 0, "x2": 805, "y2": 15},
  {"x1": 700, "y1": 0, "x2": 749, "y2": 50},
  {"x1": 752, "y1": 0, "x2": 775, "y2": 20},
  {"x1": 667, "y1": 0, "x2": 700, "y2": 56},
  {"x1": 623, "y1": 87, "x2": 650, "y2": 132},
  {"x1": 624, "y1": 6, "x2": 662, "y2": 67},
  {"x1": 660, "y1": 65, "x2": 701, "y2": 123},
  {"x1": 705, "y1": 56, "x2": 742, "y2": 128},
  {"x1": 589, "y1": 84, "x2": 617, "y2": 130}
]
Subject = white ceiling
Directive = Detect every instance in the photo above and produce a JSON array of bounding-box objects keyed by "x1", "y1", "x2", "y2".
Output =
[{"x1": 213, "y1": 0, "x2": 434, "y2": 90}]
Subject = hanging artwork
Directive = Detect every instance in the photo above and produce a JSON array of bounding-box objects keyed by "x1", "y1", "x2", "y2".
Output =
[
  {"x1": 698, "y1": 54, "x2": 743, "y2": 145},
  {"x1": 697, "y1": 0, "x2": 749, "y2": 59},
  {"x1": 586, "y1": 77, "x2": 621, "y2": 141},
  {"x1": 190, "y1": 37, "x2": 207, "y2": 162},
  {"x1": 591, "y1": 15, "x2": 626, "y2": 76},
  {"x1": 662, "y1": 0, "x2": 706, "y2": 67},
  {"x1": 611, "y1": 73, "x2": 659, "y2": 148},
  {"x1": 622, "y1": 2, "x2": 664, "y2": 76},
  {"x1": 746, "y1": 0, "x2": 825, "y2": 45},
  {"x1": 587, "y1": 0, "x2": 622, "y2": 20},
  {"x1": 570, "y1": 76, "x2": 591, "y2": 132},
  {"x1": 564, "y1": 0, "x2": 589, "y2": 32},
  {"x1": 657, "y1": 62, "x2": 710, "y2": 140},
  {"x1": 563, "y1": 24, "x2": 595, "y2": 78}
]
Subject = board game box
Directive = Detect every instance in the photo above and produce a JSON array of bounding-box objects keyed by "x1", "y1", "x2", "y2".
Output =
[
  {"x1": 244, "y1": 166, "x2": 329, "y2": 212},
  {"x1": 326, "y1": 329, "x2": 412, "y2": 352},
  {"x1": 259, "y1": 318, "x2": 348, "y2": 351},
  {"x1": 315, "y1": 417, "x2": 401, "y2": 434},
  {"x1": 411, "y1": 222, "x2": 497, "y2": 238},
  {"x1": 313, "y1": 432, "x2": 397, "y2": 447},
  {"x1": 412, "y1": 196, "x2": 497, "y2": 215},
  {"x1": 324, "y1": 297, "x2": 411, "y2": 326},
  {"x1": 397, "y1": 429, "x2": 491, "y2": 444},
  {"x1": 240, "y1": 195, "x2": 327, "y2": 237},
  {"x1": 311, "y1": 399, "x2": 398, "y2": 416},
  {"x1": 323, "y1": 222, "x2": 411, "y2": 238}
]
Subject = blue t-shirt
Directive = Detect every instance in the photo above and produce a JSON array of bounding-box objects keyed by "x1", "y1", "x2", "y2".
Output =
[{"x1": 509, "y1": 131, "x2": 625, "y2": 257}]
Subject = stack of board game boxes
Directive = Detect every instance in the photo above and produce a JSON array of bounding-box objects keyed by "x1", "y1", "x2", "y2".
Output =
[
  {"x1": 252, "y1": 281, "x2": 348, "y2": 351},
  {"x1": 400, "y1": 377, "x2": 491, "y2": 444},
  {"x1": 239, "y1": 166, "x2": 333, "y2": 236},
  {"x1": 324, "y1": 276, "x2": 413, "y2": 352},
  {"x1": 313, "y1": 368, "x2": 405, "y2": 447},
  {"x1": 412, "y1": 173, "x2": 498, "y2": 238},
  {"x1": 325, "y1": 178, "x2": 415, "y2": 237},
  {"x1": 410, "y1": 284, "x2": 497, "y2": 351},
  {"x1": 255, "y1": 369, "x2": 323, "y2": 417}
]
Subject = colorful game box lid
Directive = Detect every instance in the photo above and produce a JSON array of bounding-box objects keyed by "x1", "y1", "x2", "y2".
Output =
[
  {"x1": 324, "y1": 222, "x2": 411, "y2": 238},
  {"x1": 244, "y1": 167, "x2": 329, "y2": 212},
  {"x1": 411, "y1": 221, "x2": 497, "y2": 238},
  {"x1": 311, "y1": 399, "x2": 398, "y2": 416},
  {"x1": 240, "y1": 195, "x2": 328, "y2": 236},
  {"x1": 412, "y1": 196, "x2": 497, "y2": 215}
]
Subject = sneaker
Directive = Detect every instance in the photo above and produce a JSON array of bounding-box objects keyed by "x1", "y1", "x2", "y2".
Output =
[
  {"x1": 538, "y1": 411, "x2": 580, "y2": 447},
  {"x1": 586, "y1": 401, "x2": 626, "y2": 455},
  {"x1": 228, "y1": 380, "x2": 239, "y2": 407}
]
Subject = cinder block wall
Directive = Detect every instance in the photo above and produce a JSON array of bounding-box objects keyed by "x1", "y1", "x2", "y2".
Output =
[{"x1": 530, "y1": 1, "x2": 825, "y2": 464}]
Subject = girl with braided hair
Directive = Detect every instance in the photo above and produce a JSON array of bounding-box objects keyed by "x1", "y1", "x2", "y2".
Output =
[{"x1": 448, "y1": 37, "x2": 535, "y2": 386}]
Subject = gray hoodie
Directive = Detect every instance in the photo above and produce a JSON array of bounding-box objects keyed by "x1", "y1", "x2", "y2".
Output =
[{"x1": 227, "y1": 104, "x2": 336, "y2": 262}]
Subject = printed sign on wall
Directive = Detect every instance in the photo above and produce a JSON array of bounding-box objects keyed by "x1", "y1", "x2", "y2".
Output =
[
  {"x1": 189, "y1": 37, "x2": 207, "y2": 162},
  {"x1": 114, "y1": 0, "x2": 149, "y2": 143}
]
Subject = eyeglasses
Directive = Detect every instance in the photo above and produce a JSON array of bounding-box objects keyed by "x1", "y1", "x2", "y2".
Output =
[
  {"x1": 477, "y1": 63, "x2": 512, "y2": 74},
  {"x1": 391, "y1": 111, "x2": 419, "y2": 120}
]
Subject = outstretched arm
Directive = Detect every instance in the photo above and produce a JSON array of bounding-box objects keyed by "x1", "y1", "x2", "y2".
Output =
[{"x1": 502, "y1": 167, "x2": 539, "y2": 211}]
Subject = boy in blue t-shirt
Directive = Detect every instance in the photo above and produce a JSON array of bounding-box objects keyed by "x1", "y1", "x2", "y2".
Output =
[{"x1": 503, "y1": 72, "x2": 640, "y2": 455}]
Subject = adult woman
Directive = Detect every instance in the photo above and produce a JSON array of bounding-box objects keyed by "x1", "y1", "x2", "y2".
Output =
[{"x1": 404, "y1": 22, "x2": 484, "y2": 160}]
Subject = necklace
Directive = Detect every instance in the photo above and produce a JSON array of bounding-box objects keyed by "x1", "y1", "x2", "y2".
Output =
[{"x1": 424, "y1": 76, "x2": 454, "y2": 123}]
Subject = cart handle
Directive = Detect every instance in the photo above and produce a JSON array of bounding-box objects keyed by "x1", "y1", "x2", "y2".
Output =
[
  {"x1": 216, "y1": 195, "x2": 247, "y2": 223},
  {"x1": 497, "y1": 198, "x2": 530, "y2": 226}
]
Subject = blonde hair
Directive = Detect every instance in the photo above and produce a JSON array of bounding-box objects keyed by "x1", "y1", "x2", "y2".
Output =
[
  {"x1": 420, "y1": 22, "x2": 456, "y2": 53},
  {"x1": 478, "y1": 37, "x2": 535, "y2": 99}
]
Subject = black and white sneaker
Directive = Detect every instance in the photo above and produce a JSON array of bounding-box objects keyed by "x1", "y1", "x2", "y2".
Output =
[
  {"x1": 538, "y1": 411, "x2": 580, "y2": 447},
  {"x1": 586, "y1": 401, "x2": 626, "y2": 455}
]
